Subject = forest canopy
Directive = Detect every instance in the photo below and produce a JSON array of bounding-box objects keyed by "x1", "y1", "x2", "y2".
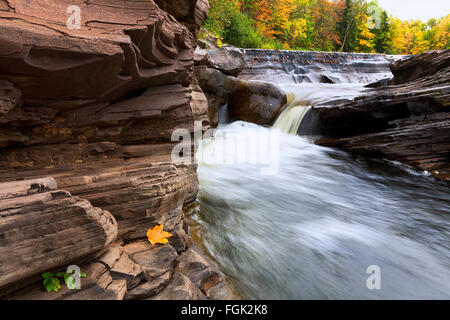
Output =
[{"x1": 203, "y1": 0, "x2": 450, "y2": 54}]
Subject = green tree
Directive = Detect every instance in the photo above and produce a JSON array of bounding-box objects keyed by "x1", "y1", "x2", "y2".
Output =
[{"x1": 373, "y1": 10, "x2": 391, "y2": 53}]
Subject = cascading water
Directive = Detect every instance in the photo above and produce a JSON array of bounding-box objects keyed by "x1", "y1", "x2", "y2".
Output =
[
  {"x1": 191, "y1": 83, "x2": 450, "y2": 300},
  {"x1": 272, "y1": 93, "x2": 310, "y2": 135}
]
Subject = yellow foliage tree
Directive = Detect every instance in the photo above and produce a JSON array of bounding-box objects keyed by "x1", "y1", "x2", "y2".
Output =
[
  {"x1": 355, "y1": 12, "x2": 375, "y2": 52},
  {"x1": 433, "y1": 15, "x2": 450, "y2": 50}
]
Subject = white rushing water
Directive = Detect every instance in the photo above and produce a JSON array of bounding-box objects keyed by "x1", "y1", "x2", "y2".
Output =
[
  {"x1": 192, "y1": 83, "x2": 450, "y2": 300},
  {"x1": 273, "y1": 83, "x2": 368, "y2": 135}
]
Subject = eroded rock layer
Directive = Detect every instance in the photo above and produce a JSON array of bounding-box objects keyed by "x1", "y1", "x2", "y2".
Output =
[{"x1": 316, "y1": 50, "x2": 450, "y2": 182}]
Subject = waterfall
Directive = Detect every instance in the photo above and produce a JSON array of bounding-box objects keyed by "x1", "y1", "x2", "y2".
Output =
[
  {"x1": 218, "y1": 104, "x2": 229, "y2": 124},
  {"x1": 273, "y1": 93, "x2": 311, "y2": 135}
]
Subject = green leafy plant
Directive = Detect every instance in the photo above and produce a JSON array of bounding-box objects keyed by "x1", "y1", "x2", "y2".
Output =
[
  {"x1": 41, "y1": 272, "x2": 62, "y2": 292},
  {"x1": 41, "y1": 270, "x2": 87, "y2": 292}
]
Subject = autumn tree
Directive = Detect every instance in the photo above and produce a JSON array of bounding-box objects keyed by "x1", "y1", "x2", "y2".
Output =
[
  {"x1": 253, "y1": 0, "x2": 274, "y2": 39},
  {"x1": 354, "y1": 10, "x2": 375, "y2": 52},
  {"x1": 432, "y1": 15, "x2": 450, "y2": 50},
  {"x1": 204, "y1": 0, "x2": 448, "y2": 54},
  {"x1": 311, "y1": 0, "x2": 344, "y2": 51}
]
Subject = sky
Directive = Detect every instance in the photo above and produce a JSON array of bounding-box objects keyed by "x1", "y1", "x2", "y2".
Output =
[{"x1": 377, "y1": 0, "x2": 449, "y2": 22}]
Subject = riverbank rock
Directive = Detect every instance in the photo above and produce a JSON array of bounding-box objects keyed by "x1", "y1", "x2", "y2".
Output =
[
  {"x1": 0, "y1": 0, "x2": 235, "y2": 300},
  {"x1": 177, "y1": 247, "x2": 239, "y2": 299},
  {"x1": 195, "y1": 65, "x2": 237, "y2": 126},
  {"x1": 228, "y1": 80, "x2": 287, "y2": 125},
  {"x1": 315, "y1": 50, "x2": 450, "y2": 182}
]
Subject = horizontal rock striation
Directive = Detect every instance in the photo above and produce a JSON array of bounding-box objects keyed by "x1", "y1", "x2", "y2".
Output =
[
  {"x1": 315, "y1": 50, "x2": 450, "y2": 182},
  {"x1": 8, "y1": 241, "x2": 234, "y2": 300},
  {"x1": 195, "y1": 47, "x2": 406, "y2": 126},
  {"x1": 0, "y1": 0, "x2": 206, "y2": 240},
  {"x1": 0, "y1": 0, "x2": 233, "y2": 299}
]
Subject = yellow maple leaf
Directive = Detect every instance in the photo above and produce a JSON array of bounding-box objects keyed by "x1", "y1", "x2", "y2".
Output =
[{"x1": 146, "y1": 225, "x2": 173, "y2": 245}]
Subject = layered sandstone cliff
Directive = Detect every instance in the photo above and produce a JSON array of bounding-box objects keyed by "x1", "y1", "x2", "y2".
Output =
[{"x1": 0, "y1": 0, "x2": 234, "y2": 299}]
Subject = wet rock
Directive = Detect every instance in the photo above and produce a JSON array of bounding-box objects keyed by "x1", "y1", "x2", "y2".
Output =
[
  {"x1": 320, "y1": 75, "x2": 335, "y2": 84},
  {"x1": 207, "y1": 282, "x2": 239, "y2": 300},
  {"x1": 315, "y1": 50, "x2": 450, "y2": 182},
  {"x1": 365, "y1": 78, "x2": 391, "y2": 88},
  {"x1": 195, "y1": 65, "x2": 237, "y2": 126},
  {"x1": 196, "y1": 66, "x2": 237, "y2": 96},
  {"x1": 228, "y1": 80, "x2": 287, "y2": 125},
  {"x1": 238, "y1": 49, "x2": 401, "y2": 84},
  {"x1": 207, "y1": 47, "x2": 246, "y2": 77},
  {"x1": 177, "y1": 248, "x2": 222, "y2": 293},
  {"x1": 194, "y1": 47, "x2": 210, "y2": 65}
]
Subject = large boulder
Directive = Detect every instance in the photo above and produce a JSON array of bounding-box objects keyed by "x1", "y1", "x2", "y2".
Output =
[
  {"x1": 228, "y1": 80, "x2": 287, "y2": 125},
  {"x1": 195, "y1": 66, "x2": 237, "y2": 95},
  {"x1": 195, "y1": 65, "x2": 237, "y2": 126}
]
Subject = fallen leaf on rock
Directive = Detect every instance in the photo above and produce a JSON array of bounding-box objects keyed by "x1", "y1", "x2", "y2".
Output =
[{"x1": 147, "y1": 225, "x2": 173, "y2": 245}]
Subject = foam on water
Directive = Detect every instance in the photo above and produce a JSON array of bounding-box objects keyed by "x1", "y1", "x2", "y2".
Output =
[{"x1": 192, "y1": 118, "x2": 450, "y2": 300}]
